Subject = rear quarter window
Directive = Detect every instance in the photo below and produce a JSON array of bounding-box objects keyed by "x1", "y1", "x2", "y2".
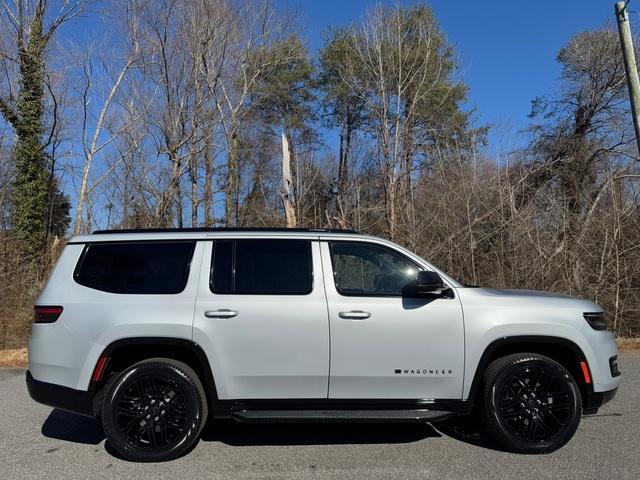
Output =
[{"x1": 74, "y1": 241, "x2": 195, "y2": 294}]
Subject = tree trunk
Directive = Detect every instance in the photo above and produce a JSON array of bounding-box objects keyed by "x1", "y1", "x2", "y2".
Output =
[
  {"x1": 203, "y1": 125, "x2": 214, "y2": 226},
  {"x1": 280, "y1": 133, "x2": 297, "y2": 227},
  {"x1": 225, "y1": 131, "x2": 238, "y2": 226}
]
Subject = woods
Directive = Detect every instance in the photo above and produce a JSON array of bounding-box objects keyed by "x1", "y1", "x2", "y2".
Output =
[{"x1": 1, "y1": 0, "x2": 639, "y2": 348}]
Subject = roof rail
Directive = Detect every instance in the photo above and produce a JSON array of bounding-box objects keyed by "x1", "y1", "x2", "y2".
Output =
[{"x1": 92, "y1": 227, "x2": 360, "y2": 235}]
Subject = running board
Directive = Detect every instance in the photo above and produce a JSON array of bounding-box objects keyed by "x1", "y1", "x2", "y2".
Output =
[{"x1": 231, "y1": 409, "x2": 453, "y2": 424}]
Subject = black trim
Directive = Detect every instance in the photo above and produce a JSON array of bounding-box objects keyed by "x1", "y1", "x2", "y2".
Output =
[
  {"x1": 466, "y1": 335, "x2": 593, "y2": 404},
  {"x1": 26, "y1": 370, "x2": 94, "y2": 417},
  {"x1": 230, "y1": 409, "x2": 453, "y2": 424},
  {"x1": 583, "y1": 387, "x2": 618, "y2": 415},
  {"x1": 583, "y1": 311, "x2": 607, "y2": 331},
  {"x1": 609, "y1": 355, "x2": 621, "y2": 377},
  {"x1": 211, "y1": 399, "x2": 472, "y2": 419},
  {"x1": 94, "y1": 337, "x2": 219, "y2": 401},
  {"x1": 93, "y1": 227, "x2": 360, "y2": 235}
]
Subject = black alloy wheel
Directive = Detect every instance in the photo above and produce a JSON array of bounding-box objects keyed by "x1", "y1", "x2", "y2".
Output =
[
  {"x1": 481, "y1": 353, "x2": 582, "y2": 453},
  {"x1": 101, "y1": 358, "x2": 207, "y2": 462}
]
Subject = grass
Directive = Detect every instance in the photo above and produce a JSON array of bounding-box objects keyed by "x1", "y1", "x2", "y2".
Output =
[
  {"x1": 617, "y1": 337, "x2": 640, "y2": 352},
  {"x1": 0, "y1": 338, "x2": 638, "y2": 369},
  {"x1": 0, "y1": 347, "x2": 27, "y2": 368}
]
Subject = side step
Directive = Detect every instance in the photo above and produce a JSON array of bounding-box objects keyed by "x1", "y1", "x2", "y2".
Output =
[{"x1": 231, "y1": 409, "x2": 453, "y2": 424}]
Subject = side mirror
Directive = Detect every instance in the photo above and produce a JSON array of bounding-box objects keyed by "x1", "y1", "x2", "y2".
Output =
[{"x1": 402, "y1": 270, "x2": 446, "y2": 298}]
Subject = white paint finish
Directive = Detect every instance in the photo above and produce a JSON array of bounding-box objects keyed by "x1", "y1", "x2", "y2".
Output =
[
  {"x1": 458, "y1": 287, "x2": 622, "y2": 396},
  {"x1": 29, "y1": 242, "x2": 203, "y2": 390},
  {"x1": 29, "y1": 231, "x2": 621, "y2": 401},
  {"x1": 319, "y1": 241, "x2": 465, "y2": 399},
  {"x1": 192, "y1": 241, "x2": 330, "y2": 399}
]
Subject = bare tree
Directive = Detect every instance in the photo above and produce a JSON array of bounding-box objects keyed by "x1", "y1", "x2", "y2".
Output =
[
  {"x1": 73, "y1": 43, "x2": 137, "y2": 234},
  {"x1": 342, "y1": 4, "x2": 468, "y2": 240}
]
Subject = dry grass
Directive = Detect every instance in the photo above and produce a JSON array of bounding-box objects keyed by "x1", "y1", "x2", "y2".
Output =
[
  {"x1": 617, "y1": 337, "x2": 640, "y2": 352},
  {"x1": 0, "y1": 347, "x2": 27, "y2": 368}
]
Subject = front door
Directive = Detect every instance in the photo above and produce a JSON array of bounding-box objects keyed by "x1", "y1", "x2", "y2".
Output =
[
  {"x1": 321, "y1": 240, "x2": 464, "y2": 400},
  {"x1": 193, "y1": 238, "x2": 329, "y2": 399}
]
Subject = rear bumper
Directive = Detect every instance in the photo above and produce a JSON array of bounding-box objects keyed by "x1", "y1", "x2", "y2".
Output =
[
  {"x1": 583, "y1": 387, "x2": 618, "y2": 415},
  {"x1": 26, "y1": 370, "x2": 94, "y2": 417}
]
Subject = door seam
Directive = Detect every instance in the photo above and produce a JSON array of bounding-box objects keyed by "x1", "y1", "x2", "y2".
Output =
[{"x1": 317, "y1": 239, "x2": 332, "y2": 399}]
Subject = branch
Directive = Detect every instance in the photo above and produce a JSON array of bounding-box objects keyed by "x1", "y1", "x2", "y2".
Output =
[
  {"x1": 44, "y1": 1, "x2": 83, "y2": 42},
  {"x1": 43, "y1": 74, "x2": 58, "y2": 149}
]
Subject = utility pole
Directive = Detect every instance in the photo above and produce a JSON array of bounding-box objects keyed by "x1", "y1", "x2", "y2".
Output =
[{"x1": 615, "y1": 1, "x2": 640, "y2": 155}]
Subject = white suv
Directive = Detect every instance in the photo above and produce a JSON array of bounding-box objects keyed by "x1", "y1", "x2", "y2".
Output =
[{"x1": 27, "y1": 228, "x2": 621, "y2": 461}]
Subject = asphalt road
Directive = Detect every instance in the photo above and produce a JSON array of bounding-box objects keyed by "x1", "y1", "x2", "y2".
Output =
[{"x1": 1, "y1": 354, "x2": 638, "y2": 480}]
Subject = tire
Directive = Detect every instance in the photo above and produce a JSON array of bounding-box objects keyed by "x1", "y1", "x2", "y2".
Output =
[
  {"x1": 101, "y1": 358, "x2": 208, "y2": 462},
  {"x1": 481, "y1": 353, "x2": 581, "y2": 454}
]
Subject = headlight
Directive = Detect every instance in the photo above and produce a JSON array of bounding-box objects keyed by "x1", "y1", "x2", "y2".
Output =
[{"x1": 583, "y1": 312, "x2": 607, "y2": 331}]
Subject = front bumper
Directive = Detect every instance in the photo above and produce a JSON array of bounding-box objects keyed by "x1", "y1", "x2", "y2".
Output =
[
  {"x1": 583, "y1": 387, "x2": 618, "y2": 415},
  {"x1": 26, "y1": 370, "x2": 94, "y2": 417}
]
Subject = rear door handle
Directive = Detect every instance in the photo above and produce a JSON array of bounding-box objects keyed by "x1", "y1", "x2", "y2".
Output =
[
  {"x1": 338, "y1": 310, "x2": 371, "y2": 320},
  {"x1": 204, "y1": 309, "x2": 238, "y2": 319}
]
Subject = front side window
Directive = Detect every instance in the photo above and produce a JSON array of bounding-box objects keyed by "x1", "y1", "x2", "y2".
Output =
[
  {"x1": 329, "y1": 242, "x2": 422, "y2": 296},
  {"x1": 74, "y1": 241, "x2": 195, "y2": 294},
  {"x1": 210, "y1": 239, "x2": 312, "y2": 295}
]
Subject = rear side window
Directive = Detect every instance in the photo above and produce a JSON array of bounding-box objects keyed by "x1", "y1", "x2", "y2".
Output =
[
  {"x1": 74, "y1": 241, "x2": 195, "y2": 294},
  {"x1": 210, "y1": 239, "x2": 312, "y2": 295}
]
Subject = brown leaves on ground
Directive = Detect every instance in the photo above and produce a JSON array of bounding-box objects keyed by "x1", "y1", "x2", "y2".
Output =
[
  {"x1": 617, "y1": 338, "x2": 640, "y2": 352},
  {"x1": 0, "y1": 348, "x2": 28, "y2": 368}
]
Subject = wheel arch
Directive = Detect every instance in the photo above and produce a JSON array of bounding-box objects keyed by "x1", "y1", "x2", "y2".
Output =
[
  {"x1": 90, "y1": 337, "x2": 218, "y2": 415},
  {"x1": 466, "y1": 335, "x2": 593, "y2": 407}
]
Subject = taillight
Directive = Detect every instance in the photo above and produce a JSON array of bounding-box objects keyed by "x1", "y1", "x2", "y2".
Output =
[{"x1": 33, "y1": 306, "x2": 63, "y2": 323}]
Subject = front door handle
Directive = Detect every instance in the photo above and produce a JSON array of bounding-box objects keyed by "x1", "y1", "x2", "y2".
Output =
[
  {"x1": 338, "y1": 310, "x2": 371, "y2": 320},
  {"x1": 204, "y1": 309, "x2": 238, "y2": 319}
]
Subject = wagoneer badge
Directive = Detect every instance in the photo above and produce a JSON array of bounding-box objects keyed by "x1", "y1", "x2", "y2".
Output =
[{"x1": 394, "y1": 369, "x2": 454, "y2": 375}]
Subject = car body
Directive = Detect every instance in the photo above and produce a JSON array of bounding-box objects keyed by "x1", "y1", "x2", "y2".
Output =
[{"x1": 26, "y1": 228, "x2": 621, "y2": 460}]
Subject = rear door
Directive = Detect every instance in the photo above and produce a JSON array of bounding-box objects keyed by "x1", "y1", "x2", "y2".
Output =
[{"x1": 193, "y1": 237, "x2": 330, "y2": 399}]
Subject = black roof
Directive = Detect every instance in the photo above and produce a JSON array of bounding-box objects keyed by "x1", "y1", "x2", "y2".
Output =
[{"x1": 92, "y1": 227, "x2": 360, "y2": 235}]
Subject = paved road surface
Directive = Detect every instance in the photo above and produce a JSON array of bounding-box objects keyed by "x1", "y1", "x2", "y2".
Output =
[{"x1": 1, "y1": 354, "x2": 638, "y2": 479}]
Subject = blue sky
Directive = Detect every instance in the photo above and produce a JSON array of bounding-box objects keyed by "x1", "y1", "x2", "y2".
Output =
[
  {"x1": 61, "y1": 0, "x2": 630, "y2": 154},
  {"x1": 279, "y1": 0, "x2": 627, "y2": 153},
  {"x1": 51, "y1": 0, "x2": 630, "y2": 227}
]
